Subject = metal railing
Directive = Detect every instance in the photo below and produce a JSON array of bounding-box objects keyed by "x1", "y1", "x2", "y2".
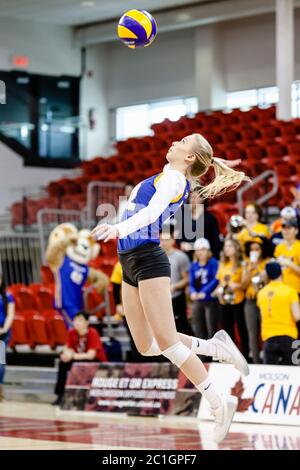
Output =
[
  {"x1": 37, "y1": 208, "x2": 86, "y2": 262},
  {"x1": 86, "y1": 181, "x2": 125, "y2": 227},
  {"x1": 0, "y1": 232, "x2": 42, "y2": 285},
  {"x1": 237, "y1": 170, "x2": 279, "y2": 216}
]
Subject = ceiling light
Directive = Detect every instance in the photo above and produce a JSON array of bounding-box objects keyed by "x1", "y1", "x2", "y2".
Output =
[{"x1": 81, "y1": 1, "x2": 95, "y2": 7}]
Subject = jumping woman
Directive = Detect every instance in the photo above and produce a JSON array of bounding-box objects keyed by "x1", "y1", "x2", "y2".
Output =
[{"x1": 91, "y1": 134, "x2": 250, "y2": 443}]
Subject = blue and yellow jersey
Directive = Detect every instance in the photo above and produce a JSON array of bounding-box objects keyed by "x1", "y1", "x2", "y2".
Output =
[
  {"x1": 118, "y1": 171, "x2": 190, "y2": 252},
  {"x1": 54, "y1": 255, "x2": 89, "y2": 314}
]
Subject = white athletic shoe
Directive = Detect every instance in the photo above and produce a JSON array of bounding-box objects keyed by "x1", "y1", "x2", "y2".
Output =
[
  {"x1": 211, "y1": 329, "x2": 250, "y2": 376},
  {"x1": 211, "y1": 395, "x2": 238, "y2": 444}
]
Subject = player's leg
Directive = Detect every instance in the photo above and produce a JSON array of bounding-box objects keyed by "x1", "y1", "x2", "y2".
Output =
[
  {"x1": 121, "y1": 280, "x2": 160, "y2": 356},
  {"x1": 138, "y1": 276, "x2": 237, "y2": 443}
]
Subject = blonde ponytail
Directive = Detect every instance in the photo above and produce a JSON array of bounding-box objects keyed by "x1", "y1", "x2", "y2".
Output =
[{"x1": 187, "y1": 134, "x2": 250, "y2": 199}]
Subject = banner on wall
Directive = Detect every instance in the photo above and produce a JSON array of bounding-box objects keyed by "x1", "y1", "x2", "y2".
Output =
[
  {"x1": 61, "y1": 362, "x2": 201, "y2": 417},
  {"x1": 198, "y1": 364, "x2": 300, "y2": 426}
]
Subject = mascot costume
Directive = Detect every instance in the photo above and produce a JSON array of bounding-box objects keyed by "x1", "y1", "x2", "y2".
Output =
[{"x1": 46, "y1": 223, "x2": 109, "y2": 326}]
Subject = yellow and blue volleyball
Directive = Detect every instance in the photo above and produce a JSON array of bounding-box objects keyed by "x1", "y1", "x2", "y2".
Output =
[{"x1": 118, "y1": 10, "x2": 157, "y2": 49}]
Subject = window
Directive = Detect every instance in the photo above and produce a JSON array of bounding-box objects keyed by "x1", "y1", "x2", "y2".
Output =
[
  {"x1": 227, "y1": 86, "x2": 278, "y2": 110},
  {"x1": 115, "y1": 97, "x2": 198, "y2": 140},
  {"x1": 227, "y1": 84, "x2": 300, "y2": 117}
]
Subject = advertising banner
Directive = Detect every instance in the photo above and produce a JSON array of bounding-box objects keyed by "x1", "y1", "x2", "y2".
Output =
[
  {"x1": 62, "y1": 362, "x2": 201, "y2": 417},
  {"x1": 198, "y1": 363, "x2": 300, "y2": 426}
]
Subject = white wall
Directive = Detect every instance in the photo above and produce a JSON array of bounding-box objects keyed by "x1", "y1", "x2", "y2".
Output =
[
  {"x1": 0, "y1": 17, "x2": 80, "y2": 76},
  {"x1": 80, "y1": 44, "x2": 109, "y2": 159},
  {"x1": 106, "y1": 29, "x2": 195, "y2": 109},
  {"x1": 0, "y1": 143, "x2": 74, "y2": 213},
  {"x1": 104, "y1": 11, "x2": 300, "y2": 111}
]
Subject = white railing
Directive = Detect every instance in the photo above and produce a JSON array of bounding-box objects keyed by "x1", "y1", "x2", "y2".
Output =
[
  {"x1": 86, "y1": 181, "x2": 125, "y2": 226},
  {"x1": 237, "y1": 170, "x2": 279, "y2": 215},
  {"x1": 0, "y1": 232, "x2": 42, "y2": 285}
]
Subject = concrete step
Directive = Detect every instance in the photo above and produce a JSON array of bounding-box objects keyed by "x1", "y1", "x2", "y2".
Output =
[{"x1": 3, "y1": 365, "x2": 57, "y2": 403}]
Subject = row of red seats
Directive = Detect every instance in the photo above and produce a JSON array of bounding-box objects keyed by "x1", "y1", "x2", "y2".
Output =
[
  {"x1": 8, "y1": 284, "x2": 67, "y2": 349},
  {"x1": 151, "y1": 106, "x2": 277, "y2": 134}
]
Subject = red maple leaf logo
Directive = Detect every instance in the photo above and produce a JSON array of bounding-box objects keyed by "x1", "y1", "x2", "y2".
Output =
[{"x1": 231, "y1": 377, "x2": 254, "y2": 412}]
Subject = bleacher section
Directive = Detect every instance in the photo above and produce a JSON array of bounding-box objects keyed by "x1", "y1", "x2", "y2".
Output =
[
  {"x1": 7, "y1": 104, "x2": 300, "y2": 351},
  {"x1": 10, "y1": 105, "x2": 300, "y2": 231}
]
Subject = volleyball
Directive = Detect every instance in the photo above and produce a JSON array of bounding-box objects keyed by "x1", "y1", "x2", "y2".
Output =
[{"x1": 117, "y1": 9, "x2": 157, "y2": 49}]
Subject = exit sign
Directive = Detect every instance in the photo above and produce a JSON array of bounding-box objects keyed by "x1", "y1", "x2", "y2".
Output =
[{"x1": 12, "y1": 55, "x2": 29, "y2": 68}]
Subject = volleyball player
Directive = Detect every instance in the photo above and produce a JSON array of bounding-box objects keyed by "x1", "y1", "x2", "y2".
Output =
[{"x1": 92, "y1": 134, "x2": 250, "y2": 443}]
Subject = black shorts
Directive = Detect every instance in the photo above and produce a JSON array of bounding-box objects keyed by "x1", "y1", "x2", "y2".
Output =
[{"x1": 118, "y1": 242, "x2": 171, "y2": 287}]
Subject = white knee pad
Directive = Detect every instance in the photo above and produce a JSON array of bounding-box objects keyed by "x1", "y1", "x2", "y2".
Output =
[
  {"x1": 162, "y1": 341, "x2": 191, "y2": 368},
  {"x1": 141, "y1": 338, "x2": 161, "y2": 356}
]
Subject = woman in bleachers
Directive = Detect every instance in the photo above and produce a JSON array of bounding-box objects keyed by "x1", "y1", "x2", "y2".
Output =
[
  {"x1": 242, "y1": 238, "x2": 269, "y2": 363},
  {"x1": 176, "y1": 191, "x2": 221, "y2": 260},
  {"x1": 274, "y1": 218, "x2": 300, "y2": 298},
  {"x1": 190, "y1": 238, "x2": 219, "y2": 341},
  {"x1": 215, "y1": 239, "x2": 249, "y2": 359},
  {"x1": 0, "y1": 274, "x2": 15, "y2": 401},
  {"x1": 237, "y1": 203, "x2": 270, "y2": 248}
]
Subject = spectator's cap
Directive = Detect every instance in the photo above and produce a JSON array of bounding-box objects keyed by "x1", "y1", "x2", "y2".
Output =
[
  {"x1": 265, "y1": 261, "x2": 282, "y2": 280},
  {"x1": 282, "y1": 218, "x2": 298, "y2": 229},
  {"x1": 280, "y1": 206, "x2": 297, "y2": 220},
  {"x1": 194, "y1": 237, "x2": 210, "y2": 251}
]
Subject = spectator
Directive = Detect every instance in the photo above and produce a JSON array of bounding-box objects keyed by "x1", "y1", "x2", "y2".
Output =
[
  {"x1": 110, "y1": 260, "x2": 141, "y2": 361},
  {"x1": 160, "y1": 230, "x2": 192, "y2": 334},
  {"x1": 176, "y1": 191, "x2": 221, "y2": 260},
  {"x1": 242, "y1": 238, "x2": 269, "y2": 363},
  {"x1": 237, "y1": 203, "x2": 270, "y2": 248},
  {"x1": 274, "y1": 218, "x2": 300, "y2": 297},
  {"x1": 215, "y1": 239, "x2": 249, "y2": 358},
  {"x1": 271, "y1": 206, "x2": 300, "y2": 248},
  {"x1": 110, "y1": 261, "x2": 124, "y2": 321},
  {"x1": 53, "y1": 311, "x2": 107, "y2": 405},
  {"x1": 257, "y1": 262, "x2": 300, "y2": 365},
  {"x1": 0, "y1": 274, "x2": 15, "y2": 402},
  {"x1": 189, "y1": 238, "x2": 219, "y2": 340}
]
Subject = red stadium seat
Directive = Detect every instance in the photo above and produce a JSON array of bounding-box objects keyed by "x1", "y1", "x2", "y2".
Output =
[
  {"x1": 15, "y1": 287, "x2": 37, "y2": 311},
  {"x1": 33, "y1": 287, "x2": 54, "y2": 311},
  {"x1": 40, "y1": 265, "x2": 55, "y2": 287},
  {"x1": 23, "y1": 310, "x2": 52, "y2": 347},
  {"x1": 42, "y1": 309, "x2": 67, "y2": 346},
  {"x1": 10, "y1": 312, "x2": 31, "y2": 348}
]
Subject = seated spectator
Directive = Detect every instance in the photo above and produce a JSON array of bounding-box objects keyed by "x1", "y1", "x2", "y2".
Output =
[
  {"x1": 237, "y1": 203, "x2": 270, "y2": 248},
  {"x1": 53, "y1": 311, "x2": 107, "y2": 405},
  {"x1": 0, "y1": 275, "x2": 15, "y2": 402},
  {"x1": 271, "y1": 206, "x2": 300, "y2": 248},
  {"x1": 242, "y1": 238, "x2": 269, "y2": 363},
  {"x1": 189, "y1": 238, "x2": 219, "y2": 340},
  {"x1": 274, "y1": 218, "x2": 300, "y2": 296},
  {"x1": 215, "y1": 239, "x2": 249, "y2": 359},
  {"x1": 160, "y1": 230, "x2": 192, "y2": 335},
  {"x1": 176, "y1": 191, "x2": 221, "y2": 260},
  {"x1": 257, "y1": 262, "x2": 300, "y2": 365}
]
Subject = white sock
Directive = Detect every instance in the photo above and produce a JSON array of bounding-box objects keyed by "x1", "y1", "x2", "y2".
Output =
[
  {"x1": 197, "y1": 377, "x2": 222, "y2": 410},
  {"x1": 191, "y1": 337, "x2": 217, "y2": 357}
]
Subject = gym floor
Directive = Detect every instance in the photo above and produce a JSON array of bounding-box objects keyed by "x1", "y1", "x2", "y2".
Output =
[{"x1": 0, "y1": 402, "x2": 298, "y2": 450}]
